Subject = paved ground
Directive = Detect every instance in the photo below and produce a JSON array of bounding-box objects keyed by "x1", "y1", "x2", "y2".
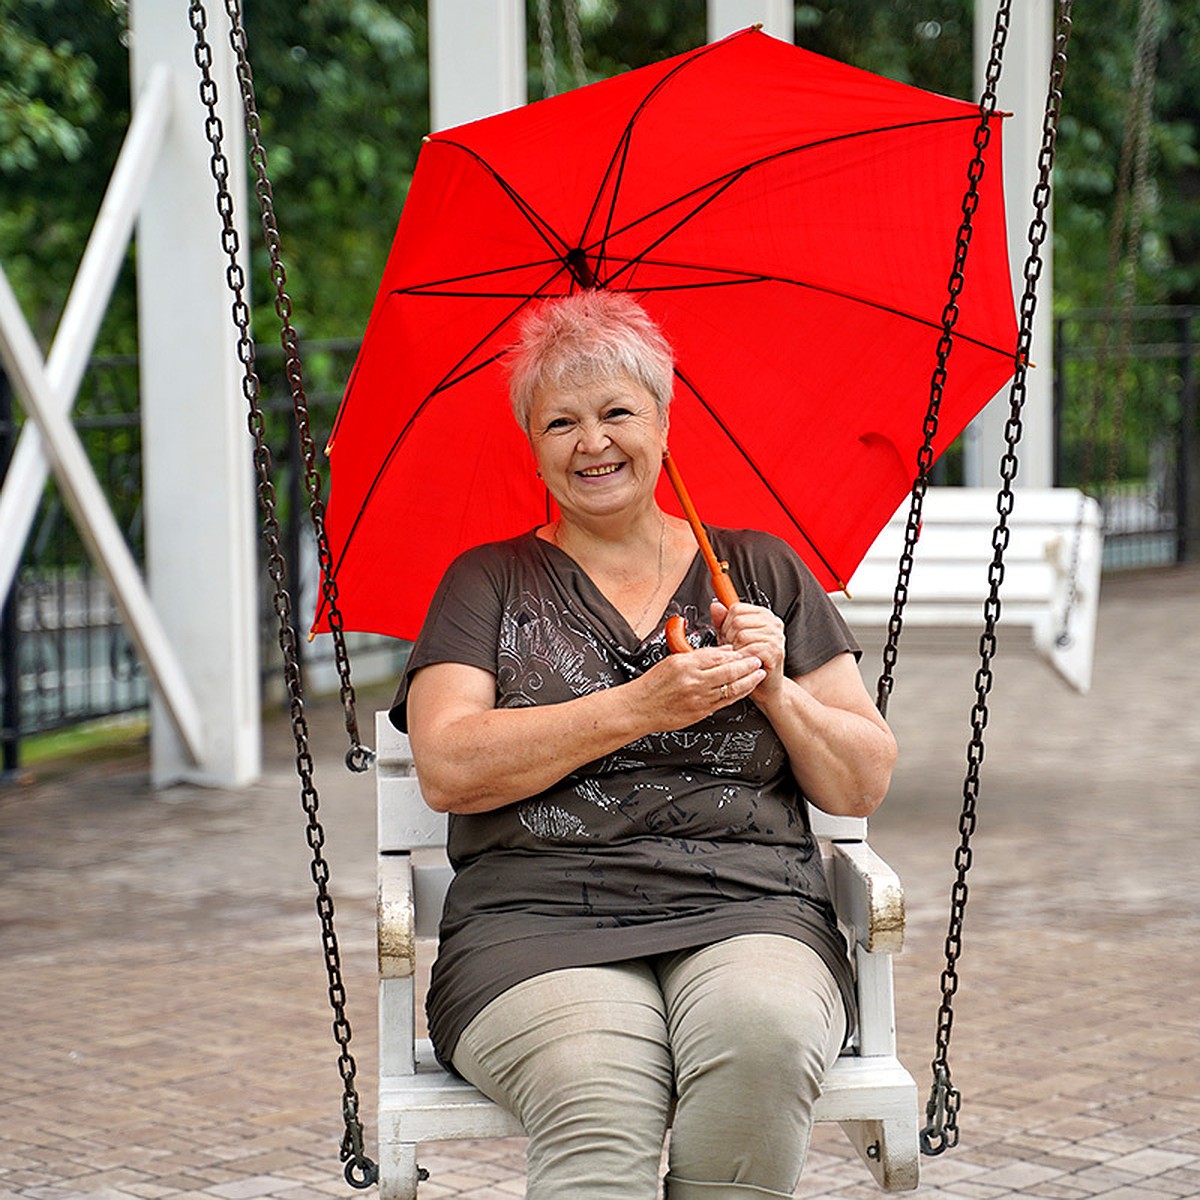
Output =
[{"x1": 2, "y1": 564, "x2": 1198, "y2": 1200}]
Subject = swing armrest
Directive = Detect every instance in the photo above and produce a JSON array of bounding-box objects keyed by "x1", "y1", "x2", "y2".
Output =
[
  {"x1": 378, "y1": 852, "x2": 417, "y2": 979},
  {"x1": 830, "y1": 841, "x2": 905, "y2": 956}
]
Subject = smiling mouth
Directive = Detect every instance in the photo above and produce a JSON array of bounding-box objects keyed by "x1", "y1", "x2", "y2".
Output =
[{"x1": 576, "y1": 463, "x2": 624, "y2": 477}]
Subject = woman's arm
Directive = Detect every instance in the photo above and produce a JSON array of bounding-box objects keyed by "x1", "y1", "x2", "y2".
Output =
[
  {"x1": 714, "y1": 601, "x2": 897, "y2": 817},
  {"x1": 406, "y1": 644, "x2": 766, "y2": 814}
]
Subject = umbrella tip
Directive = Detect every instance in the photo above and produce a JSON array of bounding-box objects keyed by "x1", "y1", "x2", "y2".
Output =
[{"x1": 307, "y1": 630, "x2": 317, "y2": 644}]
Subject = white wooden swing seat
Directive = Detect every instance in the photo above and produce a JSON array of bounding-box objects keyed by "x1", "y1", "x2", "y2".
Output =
[
  {"x1": 374, "y1": 713, "x2": 920, "y2": 1197},
  {"x1": 834, "y1": 486, "x2": 1104, "y2": 694}
]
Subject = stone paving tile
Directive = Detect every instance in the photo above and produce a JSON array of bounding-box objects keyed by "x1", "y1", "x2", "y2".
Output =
[{"x1": 2, "y1": 566, "x2": 1199, "y2": 1199}]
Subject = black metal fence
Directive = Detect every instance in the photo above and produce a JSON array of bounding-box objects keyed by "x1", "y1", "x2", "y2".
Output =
[
  {"x1": 1, "y1": 356, "x2": 148, "y2": 775},
  {"x1": 1054, "y1": 305, "x2": 1198, "y2": 569},
  {"x1": 0, "y1": 338, "x2": 404, "y2": 775},
  {"x1": 2, "y1": 309, "x2": 1197, "y2": 773}
]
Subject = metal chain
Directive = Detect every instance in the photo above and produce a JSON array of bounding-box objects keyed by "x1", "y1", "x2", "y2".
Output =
[
  {"x1": 1104, "y1": 0, "x2": 1159, "y2": 492},
  {"x1": 921, "y1": 0, "x2": 1074, "y2": 1157},
  {"x1": 538, "y1": 0, "x2": 587, "y2": 98},
  {"x1": 220, "y1": 0, "x2": 373, "y2": 775},
  {"x1": 875, "y1": 0, "x2": 1012, "y2": 718},
  {"x1": 1057, "y1": 0, "x2": 1160, "y2": 644},
  {"x1": 187, "y1": 2, "x2": 377, "y2": 1187},
  {"x1": 564, "y1": 0, "x2": 588, "y2": 88},
  {"x1": 537, "y1": 0, "x2": 558, "y2": 97}
]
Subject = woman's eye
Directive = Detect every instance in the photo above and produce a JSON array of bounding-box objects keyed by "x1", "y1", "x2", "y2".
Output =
[
  {"x1": 544, "y1": 417, "x2": 573, "y2": 432},
  {"x1": 604, "y1": 407, "x2": 633, "y2": 420}
]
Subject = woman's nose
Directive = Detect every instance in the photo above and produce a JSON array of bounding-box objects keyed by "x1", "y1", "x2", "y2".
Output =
[{"x1": 576, "y1": 420, "x2": 610, "y2": 453}]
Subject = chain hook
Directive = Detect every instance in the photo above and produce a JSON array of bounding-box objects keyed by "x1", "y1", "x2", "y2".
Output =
[
  {"x1": 920, "y1": 1065, "x2": 962, "y2": 1156},
  {"x1": 345, "y1": 743, "x2": 377, "y2": 773},
  {"x1": 343, "y1": 1159, "x2": 380, "y2": 1189}
]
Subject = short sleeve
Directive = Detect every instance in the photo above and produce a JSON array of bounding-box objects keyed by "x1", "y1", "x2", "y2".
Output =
[
  {"x1": 715, "y1": 528, "x2": 859, "y2": 679},
  {"x1": 388, "y1": 545, "x2": 507, "y2": 731}
]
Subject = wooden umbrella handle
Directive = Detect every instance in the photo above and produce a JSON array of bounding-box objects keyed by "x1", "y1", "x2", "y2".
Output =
[{"x1": 662, "y1": 453, "x2": 738, "y2": 654}]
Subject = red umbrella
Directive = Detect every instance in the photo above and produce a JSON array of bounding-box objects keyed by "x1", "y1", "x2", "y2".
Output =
[{"x1": 314, "y1": 27, "x2": 1017, "y2": 641}]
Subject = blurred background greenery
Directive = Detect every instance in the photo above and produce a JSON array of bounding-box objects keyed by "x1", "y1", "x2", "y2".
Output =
[{"x1": 2, "y1": 0, "x2": 1196, "y2": 352}]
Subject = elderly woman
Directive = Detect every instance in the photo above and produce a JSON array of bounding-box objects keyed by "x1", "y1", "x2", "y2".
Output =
[{"x1": 391, "y1": 290, "x2": 896, "y2": 1200}]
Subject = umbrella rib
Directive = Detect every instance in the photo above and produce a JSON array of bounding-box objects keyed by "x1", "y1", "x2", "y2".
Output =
[
  {"x1": 402, "y1": 34, "x2": 751, "y2": 296},
  {"x1": 591, "y1": 113, "x2": 986, "y2": 289},
  {"x1": 610, "y1": 260, "x2": 1018, "y2": 362},
  {"x1": 583, "y1": 35, "x2": 736, "y2": 282},
  {"x1": 671, "y1": 364, "x2": 848, "y2": 592},
  {"x1": 428, "y1": 139, "x2": 572, "y2": 263},
  {"x1": 325, "y1": 270, "x2": 573, "y2": 588},
  {"x1": 385, "y1": 255, "x2": 571, "y2": 296}
]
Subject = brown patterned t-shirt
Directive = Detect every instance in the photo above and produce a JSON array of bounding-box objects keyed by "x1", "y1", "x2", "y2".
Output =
[{"x1": 390, "y1": 526, "x2": 861, "y2": 1067}]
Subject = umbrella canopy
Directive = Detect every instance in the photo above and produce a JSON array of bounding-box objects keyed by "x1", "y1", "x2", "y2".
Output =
[{"x1": 315, "y1": 27, "x2": 1018, "y2": 641}]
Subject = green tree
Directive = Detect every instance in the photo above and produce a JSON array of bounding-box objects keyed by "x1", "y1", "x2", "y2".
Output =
[
  {"x1": 0, "y1": 0, "x2": 132, "y2": 349},
  {"x1": 241, "y1": 0, "x2": 429, "y2": 340},
  {"x1": 2, "y1": 0, "x2": 1198, "y2": 352}
]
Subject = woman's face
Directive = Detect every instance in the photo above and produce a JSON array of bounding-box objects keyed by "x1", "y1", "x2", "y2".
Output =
[{"x1": 527, "y1": 374, "x2": 668, "y2": 528}]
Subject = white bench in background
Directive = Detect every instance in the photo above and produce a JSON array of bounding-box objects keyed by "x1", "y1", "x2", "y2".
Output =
[
  {"x1": 834, "y1": 487, "x2": 1103, "y2": 693},
  {"x1": 374, "y1": 712, "x2": 920, "y2": 1197}
]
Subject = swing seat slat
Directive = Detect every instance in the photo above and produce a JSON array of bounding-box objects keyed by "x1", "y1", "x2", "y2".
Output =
[{"x1": 834, "y1": 486, "x2": 1104, "y2": 693}]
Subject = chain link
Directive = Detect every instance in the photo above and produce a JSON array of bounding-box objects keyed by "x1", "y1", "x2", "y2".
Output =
[
  {"x1": 921, "y1": 0, "x2": 1074, "y2": 1157},
  {"x1": 874, "y1": 1, "x2": 1011, "y2": 719},
  {"x1": 1056, "y1": 0, "x2": 1159, "y2": 644},
  {"x1": 222, "y1": 0, "x2": 373, "y2": 774},
  {"x1": 187, "y1": 1, "x2": 377, "y2": 1186},
  {"x1": 537, "y1": 0, "x2": 559, "y2": 97}
]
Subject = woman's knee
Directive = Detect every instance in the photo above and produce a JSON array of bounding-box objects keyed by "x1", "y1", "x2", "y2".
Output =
[{"x1": 662, "y1": 936, "x2": 846, "y2": 1093}]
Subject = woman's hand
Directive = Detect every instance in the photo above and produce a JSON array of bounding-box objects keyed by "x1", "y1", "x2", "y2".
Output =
[
  {"x1": 633, "y1": 644, "x2": 766, "y2": 732},
  {"x1": 408, "y1": 646, "x2": 763, "y2": 814},
  {"x1": 711, "y1": 600, "x2": 786, "y2": 704},
  {"x1": 710, "y1": 599, "x2": 897, "y2": 817}
]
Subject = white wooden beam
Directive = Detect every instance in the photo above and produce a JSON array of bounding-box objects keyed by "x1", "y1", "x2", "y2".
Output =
[
  {"x1": 708, "y1": 0, "x2": 794, "y2": 43},
  {"x1": 0, "y1": 265, "x2": 205, "y2": 765},
  {"x1": 429, "y1": 0, "x2": 526, "y2": 132},
  {"x1": 0, "y1": 65, "x2": 172, "y2": 601},
  {"x1": 129, "y1": 0, "x2": 261, "y2": 787},
  {"x1": 965, "y1": 0, "x2": 1054, "y2": 487}
]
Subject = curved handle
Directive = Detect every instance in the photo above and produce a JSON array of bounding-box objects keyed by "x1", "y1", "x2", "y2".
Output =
[
  {"x1": 661, "y1": 452, "x2": 739, "y2": 654},
  {"x1": 665, "y1": 614, "x2": 691, "y2": 654}
]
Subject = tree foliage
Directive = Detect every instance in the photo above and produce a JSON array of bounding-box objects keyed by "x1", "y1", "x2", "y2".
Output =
[
  {"x1": 1053, "y1": 0, "x2": 1200, "y2": 307},
  {"x1": 0, "y1": 0, "x2": 1196, "y2": 360},
  {"x1": 0, "y1": 0, "x2": 132, "y2": 347}
]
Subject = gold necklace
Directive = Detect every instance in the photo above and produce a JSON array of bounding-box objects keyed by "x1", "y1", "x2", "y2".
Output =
[
  {"x1": 629, "y1": 517, "x2": 667, "y2": 634},
  {"x1": 553, "y1": 517, "x2": 667, "y2": 634}
]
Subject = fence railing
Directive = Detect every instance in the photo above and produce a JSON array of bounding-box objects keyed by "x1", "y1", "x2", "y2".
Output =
[
  {"x1": 2, "y1": 309, "x2": 1197, "y2": 772},
  {"x1": 0, "y1": 338, "x2": 406, "y2": 775},
  {"x1": 1053, "y1": 305, "x2": 1198, "y2": 569}
]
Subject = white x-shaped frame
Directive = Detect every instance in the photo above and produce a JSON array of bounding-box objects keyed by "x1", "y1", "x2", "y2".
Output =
[{"x1": 0, "y1": 66, "x2": 203, "y2": 764}]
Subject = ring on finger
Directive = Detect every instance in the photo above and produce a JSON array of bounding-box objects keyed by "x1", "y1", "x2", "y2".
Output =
[{"x1": 719, "y1": 682, "x2": 729, "y2": 701}]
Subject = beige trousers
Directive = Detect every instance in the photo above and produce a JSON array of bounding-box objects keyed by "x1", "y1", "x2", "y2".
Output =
[{"x1": 452, "y1": 934, "x2": 847, "y2": 1200}]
